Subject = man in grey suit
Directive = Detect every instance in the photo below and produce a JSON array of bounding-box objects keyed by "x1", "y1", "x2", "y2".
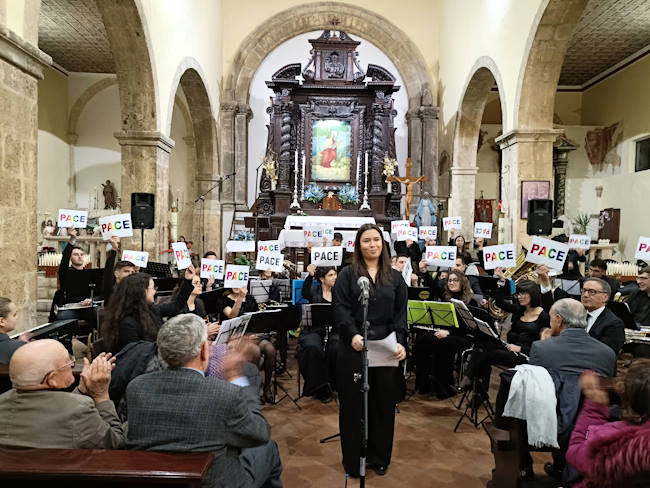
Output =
[
  {"x1": 0, "y1": 339, "x2": 125, "y2": 449},
  {"x1": 126, "y1": 314, "x2": 282, "y2": 488}
]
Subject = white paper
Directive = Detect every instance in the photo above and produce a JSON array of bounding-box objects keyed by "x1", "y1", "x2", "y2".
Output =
[
  {"x1": 636, "y1": 236, "x2": 650, "y2": 261},
  {"x1": 568, "y1": 234, "x2": 591, "y2": 250},
  {"x1": 215, "y1": 314, "x2": 251, "y2": 345},
  {"x1": 401, "y1": 258, "x2": 412, "y2": 285},
  {"x1": 121, "y1": 250, "x2": 148, "y2": 268},
  {"x1": 255, "y1": 252, "x2": 284, "y2": 273},
  {"x1": 171, "y1": 242, "x2": 192, "y2": 269},
  {"x1": 474, "y1": 222, "x2": 493, "y2": 239},
  {"x1": 303, "y1": 225, "x2": 325, "y2": 243},
  {"x1": 525, "y1": 236, "x2": 569, "y2": 271},
  {"x1": 424, "y1": 245, "x2": 457, "y2": 267},
  {"x1": 482, "y1": 243, "x2": 516, "y2": 270},
  {"x1": 311, "y1": 246, "x2": 343, "y2": 266},
  {"x1": 395, "y1": 226, "x2": 418, "y2": 242},
  {"x1": 391, "y1": 220, "x2": 411, "y2": 234},
  {"x1": 200, "y1": 258, "x2": 225, "y2": 279},
  {"x1": 367, "y1": 332, "x2": 399, "y2": 368},
  {"x1": 257, "y1": 240, "x2": 283, "y2": 254},
  {"x1": 57, "y1": 209, "x2": 88, "y2": 228},
  {"x1": 418, "y1": 226, "x2": 437, "y2": 240},
  {"x1": 224, "y1": 264, "x2": 250, "y2": 288},
  {"x1": 225, "y1": 240, "x2": 255, "y2": 253},
  {"x1": 98, "y1": 213, "x2": 133, "y2": 240},
  {"x1": 443, "y1": 216, "x2": 462, "y2": 231}
]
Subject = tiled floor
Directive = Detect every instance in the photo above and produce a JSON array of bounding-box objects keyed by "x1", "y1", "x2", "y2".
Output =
[{"x1": 263, "y1": 342, "x2": 555, "y2": 488}]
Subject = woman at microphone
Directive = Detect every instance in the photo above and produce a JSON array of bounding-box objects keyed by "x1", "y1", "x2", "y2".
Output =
[{"x1": 332, "y1": 223, "x2": 407, "y2": 477}]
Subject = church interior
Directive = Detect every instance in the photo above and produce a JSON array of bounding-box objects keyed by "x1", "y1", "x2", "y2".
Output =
[{"x1": 1, "y1": 0, "x2": 650, "y2": 486}]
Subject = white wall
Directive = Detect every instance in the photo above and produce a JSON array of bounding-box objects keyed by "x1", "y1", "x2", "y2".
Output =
[
  {"x1": 168, "y1": 97, "x2": 195, "y2": 241},
  {"x1": 247, "y1": 31, "x2": 409, "y2": 208},
  {"x1": 476, "y1": 123, "x2": 501, "y2": 200}
]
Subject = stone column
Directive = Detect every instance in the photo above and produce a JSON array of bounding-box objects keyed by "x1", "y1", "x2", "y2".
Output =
[
  {"x1": 219, "y1": 101, "x2": 238, "y2": 202},
  {"x1": 448, "y1": 166, "x2": 478, "y2": 240},
  {"x1": 552, "y1": 136, "x2": 576, "y2": 216},
  {"x1": 114, "y1": 131, "x2": 175, "y2": 258},
  {"x1": 67, "y1": 132, "x2": 78, "y2": 206},
  {"x1": 406, "y1": 108, "x2": 422, "y2": 179},
  {"x1": 234, "y1": 103, "x2": 251, "y2": 205},
  {"x1": 496, "y1": 129, "x2": 562, "y2": 251},
  {"x1": 0, "y1": 25, "x2": 51, "y2": 330},
  {"x1": 420, "y1": 105, "x2": 439, "y2": 197}
]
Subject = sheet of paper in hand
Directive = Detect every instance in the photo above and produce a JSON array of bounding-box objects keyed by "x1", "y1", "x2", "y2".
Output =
[
  {"x1": 568, "y1": 235, "x2": 591, "y2": 250},
  {"x1": 98, "y1": 213, "x2": 133, "y2": 240},
  {"x1": 474, "y1": 222, "x2": 493, "y2": 239},
  {"x1": 391, "y1": 220, "x2": 411, "y2": 234},
  {"x1": 635, "y1": 236, "x2": 650, "y2": 261},
  {"x1": 311, "y1": 246, "x2": 343, "y2": 266},
  {"x1": 224, "y1": 264, "x2": 250, "y2": 288},
  {"x1": 395, "y1": 226, "x2": 418, "y2": 242},
  {"x1": 443, "y1": 216, "x2": 462, "y2": 231},
  {"x1": 303, "y1": 225, "x2": 326, "y2": 244},
  {"x1": 172, "y1": 242, "x2": 192, "y2": 269},
  {"x1": 525, "y1": 236, "x2": 569, "y2": 270},
  {"x1": 256, "y1": 251, "x2": 284, "y2": 273},
  {"x1": 200, "y1": 258, "x2": 225, "y2": 279},
  {"x1": 121, "y1": 250, "x2": 148, "y2": 268},
  {"x1": 424, "y1": 246, "x2": 457, "y2": 267},
  {"x1": 482, "y1": 244, "x2": 516, "y2": 270},
  {"x1": 418, "y1": 226, "x2": 437, "y2": 240},
  {"x1": 58, "y1": 209, "x2": 88, "y2": 228}
]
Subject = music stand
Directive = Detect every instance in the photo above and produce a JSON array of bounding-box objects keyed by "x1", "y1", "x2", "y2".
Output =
[
  {"x1": 273, "y1": 278, "x2": 291, "y2": 302},
  {"x1": 215, "y1": 314, "x2": 251, "y2": 345},
  {"x1": 559, "y1": 279, "x2": 581, "y2": 297},
  {"x1": 199, "y1": 287, "x2": 227, "y2": 320},
  {"x1": 63, "y1": 269, "x2": 104, "y2": 301},
  {"x1": 292, "y1": 279, "x2": 308, "y2": 305},
  {"x1": 11, "y1": 319, "x2": 80, "y2": 354},
  {"x1": 249, "y1": 279, "x2": 272, "y2": 304},
  {"x1": 145, "y1": 261, "x2": 172, "y2": 278},
  {"x1": 608, "y1": 301, "x2": 638, "y2": 331},
  {"x1": 408, "y1": 286, "x2": 433, "y2": 301}
]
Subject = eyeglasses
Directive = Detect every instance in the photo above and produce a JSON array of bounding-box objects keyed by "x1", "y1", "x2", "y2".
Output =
[
  {"x1": 40, "y1": 354, "x2": 75, "y2": 384},
  {"x1": 447, "y1": 278, "x2": 460, "y2": 283},
  {"x1": 581, "y1": 288, "x2": 607, "y2": 296}
]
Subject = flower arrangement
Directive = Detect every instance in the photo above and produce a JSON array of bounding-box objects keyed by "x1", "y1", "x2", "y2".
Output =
[
  {"x1": 304, "y1": 182, "x2": 325, "y2": 203},
  {"x1": 262, "y1": 153, "x2": 278, "y2": 182},
  {"x1": 235, "y1": 255, "x2": 252, "y2": 266},
  {"x1": 338, "y1": 183, "x2": 359, "y2": 204},
  {"x1": 233, "y1": 230, "x2": 255, "y2": 241},
  {"x1": 382, "y1": 152, "x2": 398, "y2": 178}
]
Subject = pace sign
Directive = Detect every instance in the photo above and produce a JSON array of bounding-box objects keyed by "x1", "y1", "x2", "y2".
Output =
[
  {"x1": 224, "y1": 265, "x2": 250, "y2": 289},
  {"x1": 311, "y1": 246, "x2": 343, "y2": 266},
  {"x1": 525, "y1": 236, "x2": 569, "y2": 270},
  {"x1": 482, "y1": 244, "x2": 516, "y2": 270},
  {"x1": 424, "y1": 246, "x2": 457, "y2": 268},
  {"x1": 58, "y1": 209, "x2": 88, "y2": 229}
]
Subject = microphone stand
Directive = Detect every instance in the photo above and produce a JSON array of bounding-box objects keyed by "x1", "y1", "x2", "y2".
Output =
[
  {"x1": 194, "y1": 174, "x2": 234, "y2": 257},
  {"x1": 358, "y1": 286, "x2": 370, "y2": 487}
]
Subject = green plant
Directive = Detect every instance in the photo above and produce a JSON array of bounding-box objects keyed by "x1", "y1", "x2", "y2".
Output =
[{"x1": 570, "y1": 213, "x2": 592, "y2": 234}]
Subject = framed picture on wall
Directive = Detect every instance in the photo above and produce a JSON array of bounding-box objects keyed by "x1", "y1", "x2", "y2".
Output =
[{"x1": 521, "y1": 180, "x2": 550, "y2": 219}]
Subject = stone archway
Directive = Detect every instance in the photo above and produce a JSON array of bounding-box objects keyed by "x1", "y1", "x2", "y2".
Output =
[
  {"x1": 497, "y1": 0, "x2": 588, "y2": 247},
  {"x1": 221, "y1": 2, "x2": 437, "y2": 206},
  {"x1": 449, "y1": 57, "x2": 507, "y2": 240}
]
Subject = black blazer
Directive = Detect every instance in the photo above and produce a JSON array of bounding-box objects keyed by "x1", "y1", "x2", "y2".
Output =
[
  {"x1": 0, "y1": 333, "x2": 26, "y2": 364},
  {"x1": 589, "y1": 307, "x2": 625, "y2": 354}
]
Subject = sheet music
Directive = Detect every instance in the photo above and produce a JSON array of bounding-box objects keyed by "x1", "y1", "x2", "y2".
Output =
[
  {"x1": 367, "y1": 332, "x2": 399, "y2": 367},
  {"x1": 215, "y1": 315, "x2": 251, "y2": 345}
]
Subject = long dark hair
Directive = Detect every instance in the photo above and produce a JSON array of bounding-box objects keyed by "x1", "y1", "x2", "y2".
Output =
[
  {"x1": 351, "y1": 224, "x2": 392, "y2": 286},
  {"x1": 443, "y1": 269, "x2": 474, "y2": 304},
  {"x1": 516, "y1": 279, "x2": 542, "y2": 308},
  {"x1": 102, "y1": 272, "x2": 156, "y2": 352}
]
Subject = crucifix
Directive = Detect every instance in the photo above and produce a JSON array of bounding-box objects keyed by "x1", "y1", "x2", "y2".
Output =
[{"x1": 387, "y1": 157, "x2": 429, "y2": 221}]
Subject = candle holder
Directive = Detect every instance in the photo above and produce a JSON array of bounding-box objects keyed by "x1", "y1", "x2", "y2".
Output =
[{"x1": 359, "y1": 170, "x2": 371, "y2": 210}]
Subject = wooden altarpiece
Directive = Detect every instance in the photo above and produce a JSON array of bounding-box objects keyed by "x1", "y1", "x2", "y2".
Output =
[{"x1": 255, "y1": 30, "x2": 406, "y2": 238}]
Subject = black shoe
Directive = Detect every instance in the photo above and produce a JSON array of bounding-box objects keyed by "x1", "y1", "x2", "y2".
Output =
[
  {"x1": 544, "y1": 462, "x2": 562, "y2": 480},
  {"x1": 274, "y1": 363, "x2": 286, "y2": 375},
  {"x1": 369, "y1": 464, "x2": 387, "y2": 476}
]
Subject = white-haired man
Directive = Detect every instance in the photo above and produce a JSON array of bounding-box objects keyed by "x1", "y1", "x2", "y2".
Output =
[{"x1": 126, "y1": 313, "x2": 282, "y2": 488}]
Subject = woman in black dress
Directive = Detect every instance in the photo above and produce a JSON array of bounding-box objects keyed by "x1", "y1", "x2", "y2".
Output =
[
  {"x1": 297, "y1": 264, "x2": 338, "y2": 403},
  {"x1": 333, "y1": 223, "x2": 407, "y2": 477},
  {"x1": 471, "y1": 272, "x2": 550, "y2": 396}
]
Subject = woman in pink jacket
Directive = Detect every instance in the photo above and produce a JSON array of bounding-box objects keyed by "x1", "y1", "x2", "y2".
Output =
[{"x1": 567, "y1": 359, "x2": 650, "y2": 487}]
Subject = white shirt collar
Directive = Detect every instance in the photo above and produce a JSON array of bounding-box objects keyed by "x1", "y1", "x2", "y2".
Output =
[{"x1": 585, "y1": 305, "x2": 606, "y2": 333}]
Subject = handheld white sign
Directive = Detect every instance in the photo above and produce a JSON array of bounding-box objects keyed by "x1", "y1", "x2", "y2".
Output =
[
  {"x1": 391, "y1": 220, "x2": 411, "y2": 234},
  {"x1": 171, "y1": 242, "x2": 192, "y2": 269},
  {"x1": 635, "y1": 236, "x2": 650, "y2": 261},
  {"x1": 121, "y1": 250, "x2": 148, "y2": 268},
  {"x1": 525, "y1": 236, "x2": 569, "y2": 270},
  {"x1": 482, "y1": 244, "x2": 516, "y2": 270},
  {"x1": 57, "y1": 209, "x2": 88, "y2": 229},
  {"x1": 200, "y1": 258, "x2": 225, "y2": 279},
  {"x1": 418, "y1": 226, "x2": 438, "y2": 241},
  {"x1": 257, "y1": 240, "x2": 282, "y2": 254},
  {"x1": 323, "y1": 226, "x2": 335, "y2": 242},
  {"x1": 474, "y1": 222, "x2": 493, "y2": 239},
  {"x1": 303, "y1": 225, "x2": 325, "y2": 243},
  {"x1": 224, "y1": 265, "x2": 250, "y2": 289},
  {"x1": 402, "y1": 258, "x2": 413, "y2": 285},
  {"x1": 568, "y1": 235, "x2": 591, "y2": 250},
  {"x1": 395, "y1": 226, "x2": 418, "y2": 242},
  {"x1": 98, "y1": 213, "x2": 133, "y2": 240},
  {"x1": 225, "y1": 240, "x2": 255, "y2": 253},
  {"x1": 311, "y1": 246, "x2": 343, "y2": 266},
  {"x1": 255, "y1": 252, "x2": 284, "y2": 273},
  {"x1": 443, "y1": 216, "x2": 462, "y2": 231},
  {"x1": 424, "y1": 246, "x2": 457, "y2": 268}
]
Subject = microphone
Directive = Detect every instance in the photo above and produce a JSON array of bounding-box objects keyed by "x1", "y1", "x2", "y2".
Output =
[{"x1": 357, "y1": 276, "x2": 370, "y2": 300}]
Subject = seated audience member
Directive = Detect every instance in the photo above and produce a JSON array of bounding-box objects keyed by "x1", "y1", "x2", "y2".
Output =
[
  {"x1": 0, "y1": 297, "x2": 27, "y2": 364},
  {"x1": 471, "y1": 272, "x2": 549, "y2": 396},
  {"x1": 566, "y1": 361, "x2": 650, "y2": 488},
  {"x1": 126, "y1": 314, "x2": 282, "y2": 488},
  {"x1": 332, "y1": 232, "x2": 351, "y2": 269},
  {"x1": 581, "y1": 277, "x2": 625, "y2": 354},
  {"x1": 222, "y1": 286, "x2": 275, "y2": 404},
  {"x1": 413, "y1": 269, "x2": 478, "y2": 398},
  {"x1": 627, "y1": 266, "x2": 650, "y2": 327},
  {"x1": 587, "y1": 259, "x2": 620, "y2": 298},
  {"x1": 298, "y1": 264, "x2": 338, "y2": 403},
  {"x1": 101, "y1": 266, "x2": 196, "y2": 353},
  {"x1": 394, "y1": 236, "x2": 422, "y2": 270},
  {"x1": 0, "y1": 340, "x2": 124, "y2": 449}
]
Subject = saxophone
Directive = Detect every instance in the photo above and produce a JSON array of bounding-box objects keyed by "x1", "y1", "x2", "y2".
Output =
[{"x1": 487, "y1": 253, "x2": 537, "y2": 321}]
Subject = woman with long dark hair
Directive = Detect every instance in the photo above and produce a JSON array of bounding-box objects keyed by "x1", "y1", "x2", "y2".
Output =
[
  {"x1": 413, "y1": 269, "x2": 478, "y2": 399},
  {"x1": 333, "y1": 223, "x2": 407, "y2": 477},
  {"x1": 102, "y1": 266, "x2": 196, "y2": 353}
]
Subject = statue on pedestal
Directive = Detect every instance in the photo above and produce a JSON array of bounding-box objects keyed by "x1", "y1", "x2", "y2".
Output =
[
  {"x1": 415, "y1": 191, "x2": 436, "y2": 227},
  {"x1": 102, "y1": 180, "x2": 118, "y2": 210}
]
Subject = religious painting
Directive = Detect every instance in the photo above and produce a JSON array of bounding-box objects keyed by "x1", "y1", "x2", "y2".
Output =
[
  {"x1": 521, "y1": 181, "x2": 550, "y2": 219},
  {"x1": 311, "y1": 119, "x2": 351, "y2": 181},
  {"x1": 585, "y1": 122, "x2": 622, "y2": 175}
]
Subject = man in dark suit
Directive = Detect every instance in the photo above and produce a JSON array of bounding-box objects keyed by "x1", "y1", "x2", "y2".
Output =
[
  {"x1": 587, "y1": 259, "x2": 620, "y2": 299},
  {"x1": 126, "y1": 314, "x2": 282, "y2": 488},
  {"x1": 580, "y1": 278, "x2": 625, "y2": 354}
]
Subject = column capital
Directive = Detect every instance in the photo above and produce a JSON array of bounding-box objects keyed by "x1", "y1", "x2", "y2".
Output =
[
  {"x1": 113, "y1": 130, "x2": 175, "y2": 153},
  {"x1": 495, "y1": 128, "x2": 564, "y2": 149},
  {"x1": 450, "y1": 166, "x2": 479, "y2": 176},
  {"x1": 183, "y1": 136, "x2": 195, "y2": 146},
  {"x1": 220, "y1": 101, "x2": 239, "y2": 113},
  {"x1": 419, "y1": 106, "x2": 439, "y2": 119},
  {"x1": 0, "y1": 25, "x2": 51, "y2": 79},
  {"x1": 67, "y1": 132, "x2": 79, "y2": 145}
]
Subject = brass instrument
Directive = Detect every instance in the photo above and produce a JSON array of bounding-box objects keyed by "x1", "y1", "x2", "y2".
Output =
[{"x1": 487, "y1": 253, "x2": 537, "y2": 321}]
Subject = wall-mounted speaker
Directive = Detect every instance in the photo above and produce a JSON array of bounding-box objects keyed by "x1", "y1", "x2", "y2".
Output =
[
  {"x1": 527, "y1": 199, "x2": 552, "y2": 236},
  {"x1": 131, "y1": 193, "x2": 155, "y2": 229}
]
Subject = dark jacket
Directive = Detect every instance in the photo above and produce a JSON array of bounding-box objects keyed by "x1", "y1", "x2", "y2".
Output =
[
  {"x1": 58, "y1": 241, "x2": 86, "y2": 303},
  {"x1": 394, "y1": 240, "x2": 422, "y2": 266},
  {"x1": 102, "y1": 249, "x2": 117, "y2": 304},
  {"x1": 0, "y1": 333, "x2": 25, "y2": 364},
  {"x1": 301, "y1": 274, "x2": 331, "y2": 304},
  {"x1": 588, "y1": 307, "x2": 625, "y2": 354},
  {"x1": 627, "y1": 289, "x2": 650, "y2": 327}
]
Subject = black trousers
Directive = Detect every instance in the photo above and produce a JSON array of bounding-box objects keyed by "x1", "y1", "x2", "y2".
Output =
[
  {"x1": 337, "y1": 341, "x2": 401, "y2": 475},
  {"x1": 472, "y1": 341, "x2": 528, "y2": 395},
  {"x1": 297, "y1": 331, "x2": 328, "y2": 396},
  {"x1": 414, "y1": 332, "x2": 470, "y2": 393}
]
